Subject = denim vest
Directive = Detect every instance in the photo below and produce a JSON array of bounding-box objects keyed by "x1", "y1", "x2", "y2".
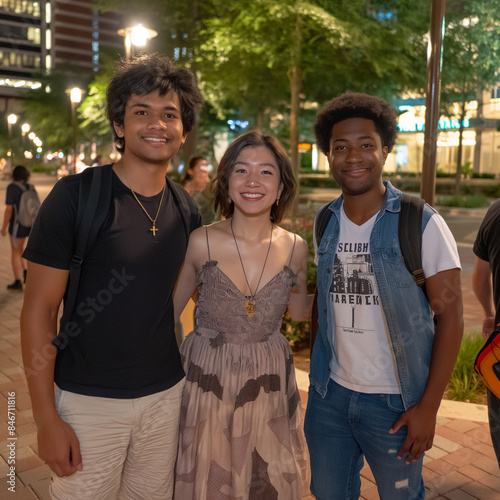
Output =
[{"x1": 310, "y1": 181, "x2": 437, "y2": 410}]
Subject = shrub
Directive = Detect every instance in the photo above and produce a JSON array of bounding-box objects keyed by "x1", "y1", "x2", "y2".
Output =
[
  {"x1": 436, "y1": 195, "x2": 490, "y2": 208},
  {"x1": 483, "y1": 183, "x2": 500, "y2": 199},
  {"x1": 446, "y1": 332, "x2": 486, "y2": 403}
]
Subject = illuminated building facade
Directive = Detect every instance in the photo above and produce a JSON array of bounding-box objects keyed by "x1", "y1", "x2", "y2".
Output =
[{"x1": 0, "y1": 0, "x2": 122, "y2": 114}]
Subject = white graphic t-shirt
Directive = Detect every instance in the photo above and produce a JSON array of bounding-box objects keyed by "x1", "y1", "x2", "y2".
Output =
[
  {"x1": 329, "y1": 206, "x2": 400, "y2": 393},
  {"x1": 319, "y1": 203, "x2": 461, "y2": 394}
]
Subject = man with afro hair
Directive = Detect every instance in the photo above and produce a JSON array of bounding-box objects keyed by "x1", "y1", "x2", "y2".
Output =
[{"x1": 305, "y1": 92, "x2": 463, "y2": 499}]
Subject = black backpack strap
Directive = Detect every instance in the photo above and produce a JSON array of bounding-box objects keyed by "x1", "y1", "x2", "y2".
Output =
[
  {"x1": 311, "y1": 203, "x2": 333, "y2": 356},
  {"x1": 53, "y1": 165, "x2": 113, "y2": 350},
  {"x1": 399, "y1": 193, "x2": 426, "y2": 289},
  {"x1": 167, "y1": 176, "x2": 202, "y2": 239},
  {"x1": 315, "y1": 203, "x2": 333, "y2": 247}
]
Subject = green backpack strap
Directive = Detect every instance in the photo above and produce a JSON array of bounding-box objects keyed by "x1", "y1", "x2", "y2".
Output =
[
  {"x1": 53, "y1": 165, "x2": 113, "y2": 350},
  {"x1": 398, "y1": 193, "x2": 426, "y2": 290}
]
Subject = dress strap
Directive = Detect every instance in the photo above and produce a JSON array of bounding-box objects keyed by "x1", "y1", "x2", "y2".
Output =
[
  {"x1": 205, "y1": 226, "x2": 211, "y2": 261},
  {"x1": 288, "y1": 233, "x2": 297, "y2": 266}
]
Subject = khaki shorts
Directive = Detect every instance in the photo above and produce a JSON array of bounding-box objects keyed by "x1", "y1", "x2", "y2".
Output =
[{"x1": 50, "y1": 379, "x2": 184, "y2": 500}]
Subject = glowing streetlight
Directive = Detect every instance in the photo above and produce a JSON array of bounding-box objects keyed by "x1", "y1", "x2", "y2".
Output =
[
  {"x1": 21, "y1": 123, "x2": 30, "y2": 135},
  {"x1": 7, "y1": 114, "x2": 18, "y2": 160},
  {"x1": 118, "y1": 24, "x2": 158, "y2": 59}
]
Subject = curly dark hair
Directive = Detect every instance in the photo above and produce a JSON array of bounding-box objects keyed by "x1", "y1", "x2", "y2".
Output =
[
  {"x1": 106, "y1": 53, "x2": 204, "y2": 154},
  {"x1": 213, "y1": 130, "x2": 296, "y2": 224},
  {"x1": 314, "y1": 92, "x2": 398, "y2": 155}
]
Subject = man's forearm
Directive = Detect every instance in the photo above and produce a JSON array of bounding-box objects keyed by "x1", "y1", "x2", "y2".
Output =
[
  {"x1": 419, "y1": 314, "x2": 464, "y2": 411},
  {"x1": 20, "y1": 305, "x2": 59, "y2": 424}
]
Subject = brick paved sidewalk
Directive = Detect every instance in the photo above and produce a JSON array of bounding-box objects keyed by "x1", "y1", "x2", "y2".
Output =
[{"x1": 1, "y1": 174, "x2": 499, "y2": 499}]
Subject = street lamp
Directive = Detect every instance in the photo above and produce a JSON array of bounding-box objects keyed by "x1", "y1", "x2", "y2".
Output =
[
  {"x1": 6, "y1": 113, "x2": 18, "y2": 167},
  {"x1": 69, "y1": 87, "x2": 82, "y2": 173},
  {"x1": 118, "y1": 24, "x2": 158, "y2": 59}
]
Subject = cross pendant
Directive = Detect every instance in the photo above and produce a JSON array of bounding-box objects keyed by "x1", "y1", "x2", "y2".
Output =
[{"x1": 150, "y1": 223, "x2": 158, "y2": 236}]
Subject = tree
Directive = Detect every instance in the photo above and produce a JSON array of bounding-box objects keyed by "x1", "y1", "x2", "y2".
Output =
[
  {"x1": 441, "y1": 0, "x2": 500, "y2": 193},
  {"x1": 183, "y1": 0, "x2": 431, "y2": 175},
  {"x1": 93, "y1": 0, "x2": 432, "y2": 178},
  {"x1": 21, "y1": 68, "x2": 92, "y2": 156}
]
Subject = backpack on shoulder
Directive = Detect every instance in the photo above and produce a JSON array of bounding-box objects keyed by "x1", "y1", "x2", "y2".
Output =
[
  {"x1": 14, "y1": 182, "x2": 41, "y2": 227},
  {"x1": 310, "y1": 193, "x2": 427, "y2": 355}
]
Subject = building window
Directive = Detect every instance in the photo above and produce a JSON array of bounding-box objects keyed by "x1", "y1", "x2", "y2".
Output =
[
  {"x1": 0, "y1": 0, "x2": 41, "y2": 17},
  {"x1": 27, "y1": 26, "x2": 40, "y2": 44},
  {"x1": 0, "y1": 49, "x2": 40, "y2": 69}
]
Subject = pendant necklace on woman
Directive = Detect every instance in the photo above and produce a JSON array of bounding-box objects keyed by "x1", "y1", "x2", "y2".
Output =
[
  {"x1": 230, "y1": 218, "x2": 273, "y2": 317},
  {"x1": 121, "y1": 167, "x2": 166, "y2": 236}
]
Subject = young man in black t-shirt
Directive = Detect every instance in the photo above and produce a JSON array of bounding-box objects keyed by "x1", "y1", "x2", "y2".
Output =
[
  {"x1": 473, "y1": 199, "x2": 500, "y2": 467},
  {"x1": 21, "y1": 54, "x2": 203, "y2": 499}
]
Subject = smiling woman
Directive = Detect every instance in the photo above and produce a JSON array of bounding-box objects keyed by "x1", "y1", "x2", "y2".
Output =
[{"x1": 173, "y1": 129, "x2": 313, "y2": 500}]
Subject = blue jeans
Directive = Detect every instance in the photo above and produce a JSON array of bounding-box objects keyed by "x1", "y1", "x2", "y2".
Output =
[{"x1": 304, "y1": 378, "x2": 425, "y2": 500}]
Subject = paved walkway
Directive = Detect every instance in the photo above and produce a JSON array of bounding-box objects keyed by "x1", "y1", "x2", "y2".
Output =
[{"x1": 0, "y1": 174, "x2": 499, "y2": 499}]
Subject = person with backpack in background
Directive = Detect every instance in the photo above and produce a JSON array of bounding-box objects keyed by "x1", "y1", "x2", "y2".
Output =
[
  {"x1": 1, "y1": 165, "x2": 39, "y2": 290},
  {"x1": 304, "y1": 92, "x2": 464, "y2": 499},
  {"x1": 20, "y1": 54, "x2": 203, "y2": 500}
]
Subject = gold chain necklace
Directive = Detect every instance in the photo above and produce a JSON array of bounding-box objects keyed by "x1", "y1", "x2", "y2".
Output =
[
  {"x1": 121, "y1": 168, "x2": 166, "y2": 236},
  {"x1": 230, "y1": 218, "x2": 273, "y2": 317}
]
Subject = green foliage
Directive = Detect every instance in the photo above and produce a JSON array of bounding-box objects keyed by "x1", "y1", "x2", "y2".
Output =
[
  {"x1": 21, "y1": 67, "x2": 92, "y2": 153},
  {"x1": 78, "y1": 69, "x2": 114, "y2": 154},
  {"x1": 461, "y1": 161, "x2": 473, "y2": 177},
  {"x1": 92, "y1": 0, "x2": 432, "y2": 162},
  {"x1": 483, "y1": 183, "x2": 500, "y2": 198},
  {"x1": 446, "y1": 332, "x2": 486, "y2": 403},
  {"x1": 435, "y1": 195, "x2": 490, "y2": 208},
  {"x1": 472, "y1": 172, "x2": 495, "y2": 179}
]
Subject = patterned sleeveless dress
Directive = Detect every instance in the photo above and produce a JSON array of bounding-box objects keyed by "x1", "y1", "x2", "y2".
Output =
[{"x1": 174, "y1": 229, "x2": 309, "y2": 500}]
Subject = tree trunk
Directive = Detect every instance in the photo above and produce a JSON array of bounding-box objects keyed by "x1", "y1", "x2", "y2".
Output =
[
  {"x1": 289, "y1": 11, "x2": 302, "y2": 180},
  {"x1": 454, "y1": 101, "x2": 466, "y2": 195},
  {"x1": 473, "y1": 89, "x2": 483, "y2": 175},
  {"x1": 290, "y1": 64, "x2": 300, "y2": 177}
]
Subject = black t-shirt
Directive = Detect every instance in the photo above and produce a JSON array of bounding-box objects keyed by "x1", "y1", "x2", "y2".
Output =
[
  {"x1": 24, "y1": 169, "x2": 201, "y2": 398},
  {"x1": 474, "y1": 199, "x2": 500, "y2": 328}
]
